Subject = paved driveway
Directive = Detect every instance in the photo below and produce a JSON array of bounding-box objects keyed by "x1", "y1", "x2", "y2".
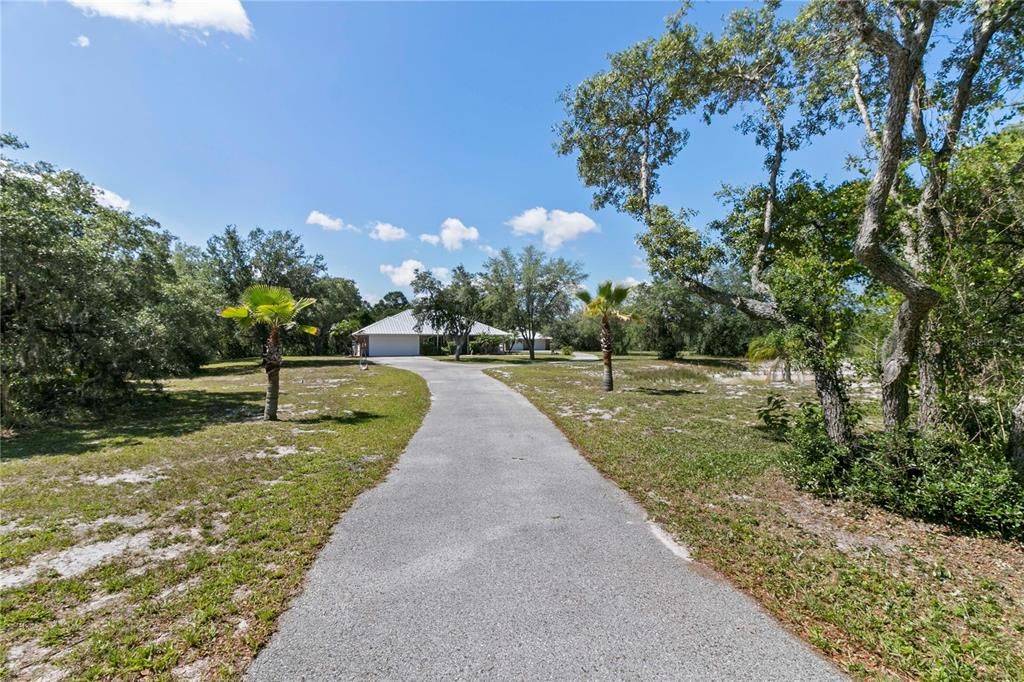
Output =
[{"x1": 249, "y1": 357, "x2": 844, "y2": 680}]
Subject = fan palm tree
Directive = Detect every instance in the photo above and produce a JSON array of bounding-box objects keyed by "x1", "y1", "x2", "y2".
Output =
[
  {"x1": 747, "y1": 330, "x2": 799, "y2": 383},
  {"x1": 220, "y1": 285, "x2": 318, "y2": 420},
  {"x1": 576, "y1": 281, "x2": 637, "y2": 391}
]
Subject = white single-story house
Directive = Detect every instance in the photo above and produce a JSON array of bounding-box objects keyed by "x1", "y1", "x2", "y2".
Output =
[
  {"x1": 510, "y1": 335, "x2": 552, "y2": 352},
  {"x1": 352, "y1": 309, "x2": 511, "y2": 357}
]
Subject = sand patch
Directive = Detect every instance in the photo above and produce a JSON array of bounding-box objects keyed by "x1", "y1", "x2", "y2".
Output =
[
  {"x1": 79, "y1": 467, "x2": 165, "y2": 486},
  {"x1": 70, "y1": 513, "x2": 150, "y2": 535},
  {"x1": 0, "y1": 532, "x2": 154, "y2": 589}
]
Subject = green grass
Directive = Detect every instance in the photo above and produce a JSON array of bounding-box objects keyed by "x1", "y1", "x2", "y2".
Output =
[
  {"x1": 430, "y1": 352, "x2": 583, "y2": 364},
  {"x1": 487, "y1": 356, "x2": 1024, "y2": 681},
  {"x1": 0, "y1": 357, "x2": 429, "y2": 680}
]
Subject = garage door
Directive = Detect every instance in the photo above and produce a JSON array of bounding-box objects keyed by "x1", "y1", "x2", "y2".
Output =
[{"x1": 368, "y1": 334, "x2": 420, "y2": 357}]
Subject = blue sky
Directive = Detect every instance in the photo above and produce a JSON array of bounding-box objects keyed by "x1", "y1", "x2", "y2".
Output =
[{"x1": 3, "y1": 1, "x2": 863, "y2": 303}]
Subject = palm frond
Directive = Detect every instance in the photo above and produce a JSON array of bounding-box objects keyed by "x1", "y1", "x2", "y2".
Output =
[
  {"x1": 219, "y1": 306, "x2": 251, "y2": 320},
  {"x1": 241, "y1": 284, "x2": 293, "y2": 308}
]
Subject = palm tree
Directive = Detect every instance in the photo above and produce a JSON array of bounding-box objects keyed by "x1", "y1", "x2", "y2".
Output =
[
  {"x1": 747, "y1": 330, "x2": 799, "y2": 383},
  {"x1": 221, "y1": 284, "x2": 318, "y2": 420},
  {"x1": 575, "y1": 281, "x2": 637, "y2": 391}
]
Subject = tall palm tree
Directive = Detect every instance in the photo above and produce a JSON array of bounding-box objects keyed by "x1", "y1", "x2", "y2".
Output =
[
  {"x1": 576, "y1": 281, "x2": 637, "y2": 391},
  {"x1": 221, "y1": 284, "x2": 318, "y2": 420}
]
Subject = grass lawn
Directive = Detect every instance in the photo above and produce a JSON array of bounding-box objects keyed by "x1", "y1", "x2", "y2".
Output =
[
  {"x1": 431, "y1": 352, "x2": 581, "y2": 364},
  {"x1": 0, "y1": 357, "x2": 429, "y2": 680},
  {"x1": 487, "y1": 356, "x2": 1024, "y2": 680}
]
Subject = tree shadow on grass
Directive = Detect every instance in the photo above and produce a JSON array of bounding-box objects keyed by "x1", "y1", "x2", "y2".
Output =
[
  {"x1": 626, "y1": 387, "x2": 703, "y2": 396},
  {"x1": 2, "y1": 389, "x2": 266, "y2": 461},
  {"x1": 289, "y1": 410, "x2": 381, "y2": 426}
]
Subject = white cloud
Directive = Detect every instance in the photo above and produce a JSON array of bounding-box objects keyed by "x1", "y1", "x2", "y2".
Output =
[
  {"x1": 438, "y1": 217, "x2": 479, "y2": 251},
  {"x1": 369, "y1": 222, "x2": 408, "y2": 241},
  {"x1": 94, "y1": 186, "x2": 130, "y2": 211},
  {"x1": 618, "y1": 276, "x2": 644, "y2": 288},
  {"x1": 506, "y1": 207, "x2": 598, "y2": 249},
  {"x1": 306, "y1": 210, "x2": 356, "y2": 232},
  {"x1": 74, "y1": 35, "x2": 91, "y2": 47},
  {"x1": 363, "y1": 292, "x2": 381, "y2": 305},
  {"x1": 479, "y1": 244, "x2": 499, "y2": 257},
  {"x1": 419, "y1": 233, "x2": 441, "y2": 246},
  {"x1": 430, "y1": 266, "x2": 451, "y2": 283},
  {"x1": 379, "y1": 259, "x2": 424, "y2": 287},
  {"x1": 68, "y1": 0, "x2": 253, "y2": 38}
]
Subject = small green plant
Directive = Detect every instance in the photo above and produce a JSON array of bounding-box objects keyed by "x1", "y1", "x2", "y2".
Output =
[
  {"x1": 756, "y1": 392, "x2": 791, "y2": 435},
  {"x1": 560, "y1": 345, "x2": 575, "y2": 356}
]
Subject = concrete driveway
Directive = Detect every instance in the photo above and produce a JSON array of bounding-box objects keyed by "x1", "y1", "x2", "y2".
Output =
[{"x1": 249, "y1": 357, "x2": 844, "y2": 681}]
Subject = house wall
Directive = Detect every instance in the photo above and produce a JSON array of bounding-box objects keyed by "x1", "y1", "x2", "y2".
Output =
[
  {"x1": 511, "y1": 338, "x2": 549, "y2": 352},
  {"x1": 367, "y1": 334, "x2": 420, "y2": 357}
]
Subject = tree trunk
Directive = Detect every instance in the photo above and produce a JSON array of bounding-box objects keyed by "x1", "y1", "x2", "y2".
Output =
[
  {"x1": 878, "y1": 298, "x2": 931, "y2": 430},
  {"x1": 783, "y1": 358, "x2": 792, "y2": 384},
  {"x1": 917, "y1": 315, "x2": 942, "y2": 430},
  {"x1": 263, "y1": 326, "x2": 282, "y2": 421},
  {"x1": 811, "y1": 362, "x2": 852, "y2": 448},
  {"x1": 600, "y1": 316, "x2": 613, "y2": 392},
  {"x1": 1011, "y1": 394, "x2": 1024, "y2": 479},
  {"x1": 527, "y1": 333, "x2": 535, "y2": 361}
]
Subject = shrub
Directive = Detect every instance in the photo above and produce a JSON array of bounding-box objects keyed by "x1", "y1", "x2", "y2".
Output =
[
  {"x1": 756, "y1": 392, "x2": 792, "y2": 436},
  {"x1": 560, "y1": 345, "x2": 575, "y2": 356},
  {"x1": 786, "y1": 402, "x2": 850, "y2": 497},
  {"x1": 787, "y1": 407, "x2": 1024, "y2": 539}
]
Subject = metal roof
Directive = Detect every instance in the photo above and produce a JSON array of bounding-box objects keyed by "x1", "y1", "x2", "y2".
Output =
[{"x1": 354, "y1": 309, "x2": 511, "y2": 337}]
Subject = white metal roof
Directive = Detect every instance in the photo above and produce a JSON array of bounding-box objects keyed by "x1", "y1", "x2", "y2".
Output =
[{"x1": 354, "y1": 309, "x2": 511, "y2": 337}]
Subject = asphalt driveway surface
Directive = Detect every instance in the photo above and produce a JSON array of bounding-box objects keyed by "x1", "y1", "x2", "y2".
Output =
[{"x1": 249, "y1": 357, "x2": 844, "y2": 681}]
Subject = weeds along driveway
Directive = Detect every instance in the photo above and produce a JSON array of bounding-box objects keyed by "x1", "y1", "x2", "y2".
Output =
[{"x1": 249, "y1": 356, "x2": 843, "y2": 680}]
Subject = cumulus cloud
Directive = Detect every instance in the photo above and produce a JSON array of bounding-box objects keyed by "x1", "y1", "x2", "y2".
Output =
[
  {"x1": 94, "y1": 186, "x2": 130, "y2": 211},
  {"x1": 380, "y1": 259, "x2": 424, "y2": 287},
  {"x1": 618, "y1": 276, "x2": 644, "y2": 288},
  {"x1": 74, "y1": 35, "x2": 91, "y2": 47},
  {"x1": 506, "y1": 207, "x2": 598, "y2": 249},
  {"x1": 306, "y1": 210, "x2": 356, "y2": 232},
  {"x1": 68, "y1": 0, "x2": 253, "y2": 38},
  {"x1": 430, "y1": 266, "x2": 451, "y2": 282},
  {"x1": 369, "y1": 222, "x2": 408, "y2": 241},
  {"x1": 479, "y1": 244, "x2": 499, "y2": 257},
  {"x1": 438, "y1": 217, "x2": 479, "y2": 251},
  {"x1": 419, "y1": 234, "x2": 441, "y2": 246}
]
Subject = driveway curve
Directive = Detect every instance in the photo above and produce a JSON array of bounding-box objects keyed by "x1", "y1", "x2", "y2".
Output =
[{"x1": 249, "y1": 357, "x2": 844, "y2": 681}]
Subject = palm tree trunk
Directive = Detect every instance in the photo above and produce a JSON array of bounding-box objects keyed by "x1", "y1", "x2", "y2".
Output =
[
  {"x1": 601, "y1": 316, "x2": 613, "y2": 392},
  {"x1": 264, "y1": 326, "x2": 283, "y2": 420}
]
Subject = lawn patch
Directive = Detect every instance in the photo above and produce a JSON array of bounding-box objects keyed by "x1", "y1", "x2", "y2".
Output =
[{"x1": 0, "y1": 357, "x2": 429, "y2": 680}]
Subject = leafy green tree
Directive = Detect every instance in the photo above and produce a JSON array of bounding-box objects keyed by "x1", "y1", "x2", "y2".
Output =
[
  {"x1": 628, "y1": 280, "x2": 702, "y2": 359},
  {"x1": 411, "y1": 266, "x2": 483, "y2": 361},
  {"x1": 372, "y1": 291, "x2": 410, "y2": 319},
  {"x1": 0, "y1": 137, "x2": 219, "y2": 420},
  {"x1": 559, "y1": 2, "x2": 861, "y2": 444},
  {"x1": 576, "y1": 281, "x2": 637, "y2": 391},
  {"x1": 220, "y1": 285, "x2": 318, "y2": 420},
  {"x1": 303, "y1": 277, "x2": 365, "y2": 355},
  {"x1": 328, "y1": 319, "x2": 362, "y2": 355},
  {"x1": 206, "y1": 226, "x2": 326, "y2": 357},
  {"x1": 482, "y1": 246, "x2": 585, "y2": 359},
  {"x1": 797, "y1": 0, "x2": 1024, "y2": 430}
]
